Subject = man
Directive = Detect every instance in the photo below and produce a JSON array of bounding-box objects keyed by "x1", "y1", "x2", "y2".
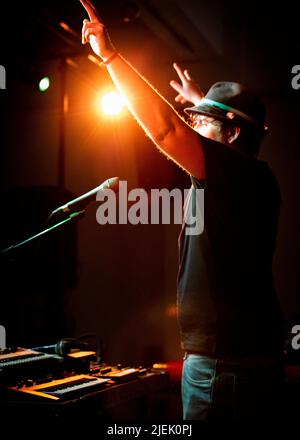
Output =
[
  {"x1": 169, "y1": 68, "x2": 284, "y2": 420},
  {"x1": 79, "y1": 0, "x2": 284, "y2": 420}
]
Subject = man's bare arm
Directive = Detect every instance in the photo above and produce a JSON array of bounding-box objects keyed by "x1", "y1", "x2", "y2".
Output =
[{"x1": 80, "y1": 0, "x2": 206, "y2": 180}]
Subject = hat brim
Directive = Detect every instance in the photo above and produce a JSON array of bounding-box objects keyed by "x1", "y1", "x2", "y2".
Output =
[
  {"x1": 184, "y1": 103, "x2": 229, "y2": 121},
  {"x1": 184, "y1": 104, "x2": 268, "y2": 135}
]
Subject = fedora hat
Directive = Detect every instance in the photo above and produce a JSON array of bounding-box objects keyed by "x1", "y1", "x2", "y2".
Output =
[{"x1": 184, "y1": 82, "x2": 268, "y2": 134}]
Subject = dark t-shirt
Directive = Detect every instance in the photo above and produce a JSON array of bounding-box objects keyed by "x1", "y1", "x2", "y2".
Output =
[{"x1": 177, "y1": 135, "x2": 284, "y2": 357}]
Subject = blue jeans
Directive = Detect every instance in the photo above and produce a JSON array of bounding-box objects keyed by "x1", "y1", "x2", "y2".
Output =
[{"x1": 182, "y1": 353, "x2": 284, "y2": 420}]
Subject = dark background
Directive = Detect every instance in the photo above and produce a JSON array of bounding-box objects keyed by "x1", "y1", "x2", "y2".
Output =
[{"x1": 0, "y1": 0, "x2": 299, "y2": 366}]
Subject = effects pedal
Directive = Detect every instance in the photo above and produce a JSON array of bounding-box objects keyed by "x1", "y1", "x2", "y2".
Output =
[{"x1": 90, "y1": 364, "x2": 145, "y2": 382}]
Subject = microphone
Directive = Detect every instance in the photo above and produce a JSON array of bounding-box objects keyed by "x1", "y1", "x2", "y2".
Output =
[
  {"x1": 51, "y1": 177, "x2": 119, "y2": 215},
  {"x1": 32, "y1": 338, "x2": 95, "y2": 357}
]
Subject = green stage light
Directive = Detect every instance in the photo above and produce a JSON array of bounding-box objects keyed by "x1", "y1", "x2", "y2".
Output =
[{"x1": 39, "y1": 76, "x2": 50, "y2": 92}]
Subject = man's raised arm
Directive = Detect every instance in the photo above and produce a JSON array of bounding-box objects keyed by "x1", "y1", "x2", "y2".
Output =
[{"x1": 79, "y1": 0, "x2": 205, "y2": 180}]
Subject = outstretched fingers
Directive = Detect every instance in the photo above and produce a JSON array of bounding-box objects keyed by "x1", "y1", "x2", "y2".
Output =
[
  {"x1": 183, "y1": 69, "x2": 192, "y2": 81},
  {"x1": 173, "y1": 63, "x2": 194, "y2": 83},
  {"x1": 173, "y1": 62, "x2": 187, "y2": 84},
  {"x1": 80, "y1": 0, "x2": 101, "y2": 23},
  {"x1": 170, "y1": 79, "x2": 183, "y2": 94}
]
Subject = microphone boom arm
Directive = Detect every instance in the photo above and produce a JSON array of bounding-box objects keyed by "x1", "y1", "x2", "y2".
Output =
[{"x1": 1, "y1": 210, "x2": 85, "y2": 257}]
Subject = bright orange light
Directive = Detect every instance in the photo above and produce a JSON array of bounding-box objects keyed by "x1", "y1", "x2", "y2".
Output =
[{"x1": 99, "y1": 91, "x2": 125, "y2": 116}]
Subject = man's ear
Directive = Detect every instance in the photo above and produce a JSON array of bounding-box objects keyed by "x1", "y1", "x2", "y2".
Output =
[{"x1": 227, "y1": 126, "x2": 240, "y2": 144}]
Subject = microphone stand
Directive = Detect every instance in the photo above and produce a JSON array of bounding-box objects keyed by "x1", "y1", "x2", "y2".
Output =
[{"x1": 0, "y1": 210, "x2": 85, "y2": 257}]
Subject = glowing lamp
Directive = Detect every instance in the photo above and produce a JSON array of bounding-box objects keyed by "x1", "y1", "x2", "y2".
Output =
[{"x1": 100, "y1": 91, "x2": 124, "y2": 115}]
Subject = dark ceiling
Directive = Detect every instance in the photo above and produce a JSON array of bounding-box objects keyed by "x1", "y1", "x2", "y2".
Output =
[{"x1": 1, "y1": 0, "x2": 298, "y2": 96}]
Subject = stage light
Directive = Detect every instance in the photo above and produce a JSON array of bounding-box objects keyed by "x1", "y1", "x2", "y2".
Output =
[
  {"x1": 39, "y1": 76, "x2": 50, "y2": 92},
  {"x1": 100, "y1": 91, "x2": 125, "y2": 115}
]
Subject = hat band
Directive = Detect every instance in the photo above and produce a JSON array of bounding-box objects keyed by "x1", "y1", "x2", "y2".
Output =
[{"x1": 201, "y1": 98, "x2": 257, "y2": 125}]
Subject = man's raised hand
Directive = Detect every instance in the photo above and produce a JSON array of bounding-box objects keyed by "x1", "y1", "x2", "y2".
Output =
[
  {"x1": 80, "y1": 0, "x2": 114, "y2": 59},
  {"x1": 170, "y1": 63, "x2": 204, "y2": 106}
]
